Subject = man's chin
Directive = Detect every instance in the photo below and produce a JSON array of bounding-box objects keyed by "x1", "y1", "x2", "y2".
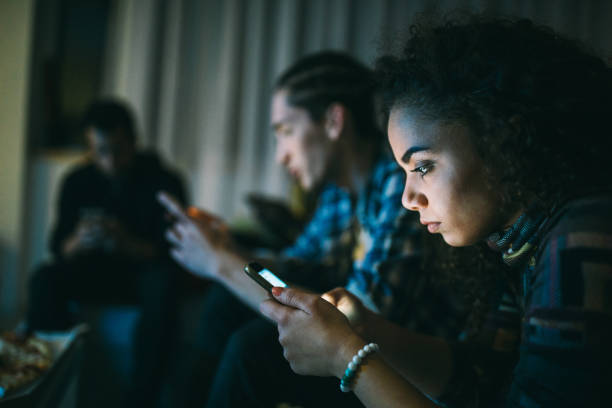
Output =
[
  {"x1": 296, "y1": 177, "x2": 311, "y2": 191},
  {"x1": 300, "y1": 183, "x2": 313, "y2": 192},
  {"x1": 300, "y1": 177, "x2": 324, "y2": 193}
]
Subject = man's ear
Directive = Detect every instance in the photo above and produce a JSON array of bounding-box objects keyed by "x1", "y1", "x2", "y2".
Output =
[{"x1": 324, "y1": 103, "x2": 346, "y2": 141}]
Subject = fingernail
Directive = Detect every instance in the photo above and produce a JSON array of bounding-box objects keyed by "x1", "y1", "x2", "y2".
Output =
[{"x1": 271, "y1": 287, "x2": 283, "y2": 296}]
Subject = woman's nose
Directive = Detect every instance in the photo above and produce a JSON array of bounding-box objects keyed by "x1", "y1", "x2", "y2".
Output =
[{"x1": 402, "y1": 181, "x2": 427, "y2": 211}]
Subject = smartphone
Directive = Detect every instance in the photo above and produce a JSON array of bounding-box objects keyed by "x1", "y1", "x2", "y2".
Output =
[{"x1": 244, "y1": 262, "x2": 288, "y2": 292}]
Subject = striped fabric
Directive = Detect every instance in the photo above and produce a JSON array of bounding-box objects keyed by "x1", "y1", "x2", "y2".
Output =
[
  {"x1": 440, "y1": 193, "x2": 612, "y2": 407},
  {"x1": 282, "y1": 183, "x2": 354, "y2": 263}
]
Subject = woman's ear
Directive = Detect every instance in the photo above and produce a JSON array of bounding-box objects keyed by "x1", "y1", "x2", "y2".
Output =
[{"x1": 324, "y1": 103, "x2": 346, "y2": 141}]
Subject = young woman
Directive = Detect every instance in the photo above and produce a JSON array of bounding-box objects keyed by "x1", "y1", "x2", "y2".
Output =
[{"x1": 261, "y1": 16, "x2": 612, "y2": 407}]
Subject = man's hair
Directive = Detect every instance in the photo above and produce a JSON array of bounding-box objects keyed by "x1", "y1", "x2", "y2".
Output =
[
  {"x1": 81, "y1": 99, "x2": 136, "y2": 142},
  {"x1": 276, "y1": 51, "x2": 382, "y2": 141},
  {"x1": 376, "y1": 15, "x2": 612, "y2": 213}
]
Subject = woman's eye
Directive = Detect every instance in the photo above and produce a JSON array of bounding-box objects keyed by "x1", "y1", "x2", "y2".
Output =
[{"x1": 410, "y1": 162, "x2": 433, "y2": 177}]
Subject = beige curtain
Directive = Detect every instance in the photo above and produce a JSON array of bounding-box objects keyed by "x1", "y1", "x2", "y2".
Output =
[{"x1": 101, "y1": 0, "x2": 612, "y2": 220}]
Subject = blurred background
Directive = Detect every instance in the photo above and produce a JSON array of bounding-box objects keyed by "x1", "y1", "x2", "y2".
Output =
[{"x1": 2, "y1": 0, "x2": 612, "y2": 329}]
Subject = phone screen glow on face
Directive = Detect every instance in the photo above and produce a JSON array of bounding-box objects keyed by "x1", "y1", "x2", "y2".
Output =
[{"x1": 259, "y1": 269, "x2": 287, "y2": 288}]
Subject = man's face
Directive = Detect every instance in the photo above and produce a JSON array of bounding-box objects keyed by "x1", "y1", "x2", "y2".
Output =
[
  {"x1": 86, "y1": 127, "x2": 135, "y2": 177},
  {"x1": 271, "y1": 89, "x2": 333, "y2": 191}
]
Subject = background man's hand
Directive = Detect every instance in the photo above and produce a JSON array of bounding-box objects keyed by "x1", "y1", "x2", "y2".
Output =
[
  {"x1": 61, "y1": 217, "x2": 107, "y2": 257},
  {"x1": 158, "y1": 191, "x2": 231, "y2": 279}
]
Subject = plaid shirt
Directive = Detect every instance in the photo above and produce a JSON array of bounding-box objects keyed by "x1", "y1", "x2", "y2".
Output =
[
  {"x1": 439, "y1": 193, "x2": 612, "y2": 407},
  {"x1": 344, "y1": 157, "x2": 423, "y2": 319},
  {"x1": 282, "y1": 156, "x2": 459, "y2": 334},
  {"x1": 283, "y1": 183, "x2": 354, "y2": 263}
]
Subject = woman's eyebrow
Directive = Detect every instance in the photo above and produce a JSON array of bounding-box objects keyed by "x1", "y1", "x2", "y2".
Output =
[{"x1": 401, "y1": 146, "x2": 431, "y2": 163}]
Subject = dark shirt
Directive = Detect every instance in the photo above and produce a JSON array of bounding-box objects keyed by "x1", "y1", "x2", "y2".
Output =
[
  {"x1": 439, "y1": 193, "x2": 612, "y2": 407},
  {"x1": 50, "y1": 151, "x2": 186, "y2": 260}
]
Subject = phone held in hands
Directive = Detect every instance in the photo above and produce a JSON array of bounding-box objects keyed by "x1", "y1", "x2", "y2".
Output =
[{"x1": 244, "y1": 262, "x2": 288, "y2": 292}]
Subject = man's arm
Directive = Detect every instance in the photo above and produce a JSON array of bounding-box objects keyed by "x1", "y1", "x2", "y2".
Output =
[
  {"x1": 158, "y1": 182, "x2": 356, "y2": 311},
  {"x1": 51, "y1": 174, "x2": 81, "y2": 259},
  {"x1": 158, "y1": 192, "x2": 271, "y2": 311}
]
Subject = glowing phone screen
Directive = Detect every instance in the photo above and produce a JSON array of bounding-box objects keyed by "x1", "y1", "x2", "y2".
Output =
[{"x1": 259, "y1": 269, "x2": 287, "y2": 288}]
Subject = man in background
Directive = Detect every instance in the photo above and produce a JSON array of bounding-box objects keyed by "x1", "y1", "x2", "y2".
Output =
[{"x1": 27, "y1": 99, "x2": 187, "y2": 407}]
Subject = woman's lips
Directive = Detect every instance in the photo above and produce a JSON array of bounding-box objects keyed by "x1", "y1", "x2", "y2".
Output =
[
  {"x1": 421, "y1": 220, "x2": 441, "y2": 233},
  {"x1": 426, "y1": 222, "x2": 441, "y2": 233}
]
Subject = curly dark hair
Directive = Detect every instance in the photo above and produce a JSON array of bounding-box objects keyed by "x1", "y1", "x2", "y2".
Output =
[
  {"x1": 376, "y1": 14, "x2": 612, "y2": 333},
  {"x1": 376, "y1": 15, "x2": 612, "y2": 216},
  {"x1": 422, "y1": 234, "x2": 513, "y2": 336}
]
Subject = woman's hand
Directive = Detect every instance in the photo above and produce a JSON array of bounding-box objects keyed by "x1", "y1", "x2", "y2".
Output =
[
  {"x1": 260, "y1": 287, "x2": 365, "y2": 378},
  {"x1": 157, "y1": 191, "x2": 231, "y2": 279},
  {"x1": 321, "y1": 287, "x2": 372, "y2": 334}
]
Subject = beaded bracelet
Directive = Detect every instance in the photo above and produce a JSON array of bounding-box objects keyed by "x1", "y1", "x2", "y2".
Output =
[{"x1": 339, "y1": 342, "x2": 379, "y2": 392}]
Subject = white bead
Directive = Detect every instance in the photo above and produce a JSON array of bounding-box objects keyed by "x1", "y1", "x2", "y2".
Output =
[{"x1": 340, "y1": 343, "x2": 380, "y2": 393}]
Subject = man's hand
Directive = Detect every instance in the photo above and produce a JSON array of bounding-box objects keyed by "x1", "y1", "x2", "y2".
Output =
[
  {"x1": 186, "y1": 206, "x2": 231, "y2": 247},
  {"x1": 61, "y1": 217, "x2": 107, "y2": 257},
  {"x1": 157, "y1": 191, "x2": 231, "y2": 279},
  {"x1": 101, "y1": 217, "x2": 157, "y2": 259}
]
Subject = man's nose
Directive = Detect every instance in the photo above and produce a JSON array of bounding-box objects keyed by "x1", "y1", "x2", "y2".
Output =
[{"x1": 275, "y1": 144, "x2": 289, "y2": 166}]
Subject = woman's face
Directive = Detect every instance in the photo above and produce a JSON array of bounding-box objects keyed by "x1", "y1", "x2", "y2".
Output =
[{"x1": 387, "y1": 107, "x2": 505, "y2": 246}]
